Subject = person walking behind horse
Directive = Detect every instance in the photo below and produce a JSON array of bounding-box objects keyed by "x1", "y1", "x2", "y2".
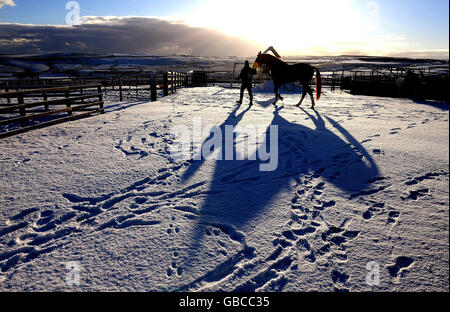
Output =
[{"x1": 237, "y1": 60, "x2": 257, "y2": 105}]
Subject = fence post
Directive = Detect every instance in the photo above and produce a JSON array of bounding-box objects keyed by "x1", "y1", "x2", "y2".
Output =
[
  {"x1": 231, "y1": 64, "x2": 237, "y2": 88},
  {"x1": 65, "y1": 89, "x2": 72, "y2": 116},
  {"x1": 80, "y1": 86, "x2": 85, "y2": 105},
  {"x1": 119, "y1": 76, "x2": 123, "y2": 102},
  {"x1": 98, "y1": 85, "x2": 104, "y2": 113},
  {"x1": 18, "y1": 95, "x2": 27, "y2": 127},
  {"x1": 136, "y1": 76, "x2": 139, "y2": 97},
  {"x1": 173, "y1": 73, "x2": 176, "y2": 91},
  {"x1": 150, "y1": 74, "x2": 157, "y2": 102},
  {"x1": 171, "y1": 72, "x2": 174, "y2": 94},
  {"x1": 173, "y1": 72, "x2": 176, "y2": 92},
  {"x1": 43, "y1": 91, "x2": 49, "y2": 111},
  {"x1": 163, "y1": 72, "x2": 168, "y2": 96},
  {"x1": 5, "y1": 81, "x2": 10, "y2": 104},
  {"x1": 104, "y1": 78, "x2": 107, "y2": 96}
]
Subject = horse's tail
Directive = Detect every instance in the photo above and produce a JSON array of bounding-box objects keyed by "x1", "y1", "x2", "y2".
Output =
[{"x1": 314, "y1": 67, "x2": 322, "y2": 101}]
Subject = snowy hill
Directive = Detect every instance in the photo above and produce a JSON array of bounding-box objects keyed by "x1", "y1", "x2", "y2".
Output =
[
  {"x1": 0, "y1": 87, "x2": 448, "y2": 291},
  {"x1": 0, "y1": 53, "x2": 447, "y2": 77}
]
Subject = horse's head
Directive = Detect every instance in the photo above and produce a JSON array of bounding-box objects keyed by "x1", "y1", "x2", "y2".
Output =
[
  {"x1": 253, "y1": 52, "x2": 280, "y2": 70},
  {"x1": 253, "y1": 51, "x2": 262, "y2": 69}
]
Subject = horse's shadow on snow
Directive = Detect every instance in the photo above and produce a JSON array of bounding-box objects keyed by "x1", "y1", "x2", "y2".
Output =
[{"x1": 180, "y1": 102, "x2": 380, "y2": 267}]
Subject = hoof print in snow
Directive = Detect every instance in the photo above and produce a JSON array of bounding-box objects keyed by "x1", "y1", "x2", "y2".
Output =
[
  {"x1": 362, "y1": 202, "x2": 385, "y2": 220},
  {"x1": 331, "y1": 269, "x2": 350, "y2": 291},
  {"x1": 401, "y1": 188, "x2": 429, "y2": 201},
  {"x1": 387, "y1": 256, "x2": 414, "y2": 278},
  {"x1": 387, "y1": 210, "x2": 400, "y2": 224}
]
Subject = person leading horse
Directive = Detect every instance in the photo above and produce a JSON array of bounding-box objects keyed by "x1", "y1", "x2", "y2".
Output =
[{"x1": 237, "y1": 60, "x2": 257, "y2": 105}]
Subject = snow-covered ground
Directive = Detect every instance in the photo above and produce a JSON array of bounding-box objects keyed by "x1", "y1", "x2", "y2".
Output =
[{"x1": 0, "y1": 86, "x2": 448, "y2": 291}]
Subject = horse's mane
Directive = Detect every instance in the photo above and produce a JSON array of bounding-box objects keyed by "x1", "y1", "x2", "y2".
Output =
[{"x1": 260, "y1": 53, "x2": 287, "y2": 67}]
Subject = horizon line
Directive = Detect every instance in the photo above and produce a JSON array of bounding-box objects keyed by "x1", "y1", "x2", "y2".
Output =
[{"x1": 0, "y1": 52, "x2": 448, "y2": 61}]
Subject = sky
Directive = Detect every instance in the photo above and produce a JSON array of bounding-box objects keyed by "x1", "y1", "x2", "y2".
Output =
[{"x1": 0, "y1": 0, "x2": 448, "y2": 58}]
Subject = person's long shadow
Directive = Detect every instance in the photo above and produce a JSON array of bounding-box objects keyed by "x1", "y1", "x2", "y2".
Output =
[
  {"x1": 182, "y1": 102, "x2": 252, "y2": 182},
  {"x1": 179, "y1": 103, "x2": 380, "y2": 275}
]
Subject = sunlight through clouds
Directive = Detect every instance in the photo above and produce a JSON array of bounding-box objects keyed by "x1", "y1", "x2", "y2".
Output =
[
  {"x1": 177, "y1": 0, "x2": 447, "y2": 58},
  {"x1": 184, "y1": 0, "x2": 379, "y2": 55},
  {"x1": 0, "y1": 0, "x2": 447, "y2": 58}
]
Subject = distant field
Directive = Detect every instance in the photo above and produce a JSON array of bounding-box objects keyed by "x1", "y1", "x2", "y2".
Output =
[{"x1": 0, "y1": 53, "x2": 448, "y2": 77}]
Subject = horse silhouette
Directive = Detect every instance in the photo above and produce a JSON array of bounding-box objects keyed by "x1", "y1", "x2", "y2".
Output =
[
  {"x1": 180, "y1": 102, "x2": 379, "y2": 269},
  {"x1": 253, "y1": 52, "x2": 322, "y2": 108}
]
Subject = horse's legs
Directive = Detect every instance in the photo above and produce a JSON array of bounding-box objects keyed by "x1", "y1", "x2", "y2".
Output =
[
  {"x1": 297, "y1": 83, "x2": 309, "y2": 107},
  {"x1": 274, "y1": 80, "x2": 284, "y2": 103},
  {"x1": 297, "y1": 90, "x2": 307, "y2": 106},
  {"x1": 305, "y1": 85, "x2": 316, "y2": 109},
  {"x1": 278, "y1": 91, "x2": 284, "y2": 101},
  {"x1": 273, "y1": 88, "x2": 278, "y2": 105},
  {"x1": 273, "y1": 84, "x2": 282, "y2": 105}
]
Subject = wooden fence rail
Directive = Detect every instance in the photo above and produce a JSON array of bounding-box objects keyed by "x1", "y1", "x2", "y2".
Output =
[
  {"x1": 0, "y1": 84, "x2": 104, "y2": 138},
  {"x1": 0, "y1": 71, "x2": 188, "y2": 138},
  {"x1": 0, "y1": 71, "x2": 188, "y2": 103}
]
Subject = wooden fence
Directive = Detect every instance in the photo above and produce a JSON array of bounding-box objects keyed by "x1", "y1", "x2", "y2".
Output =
[
  {"x1": 336, "y1": 69, "x2": 449, "y2": 102},
  {"x1": 0, "y1": 71, "x2": 188, "y2": 102},
  {"x1": 0, "y1": 85, "x2": 104, "y2": 138},
  {"x1": 90, "y1": 71, "x2": 187, "y2": 101},
  {"x1": 0, "y1": 71, "x2": 189, "y2": 138}
]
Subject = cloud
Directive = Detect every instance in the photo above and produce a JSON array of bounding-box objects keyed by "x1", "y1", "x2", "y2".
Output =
[
  {"x1": 0, "y1": 0, "x2": 15, "y2": 9},
  {"x1": 0, "y1": 15, "x2": 446, "y2": 59},
  {"x1": 387, "y1": 49, "x2": 449, "y2": 60},
  {"x1": 299, "y1": 33, "x2": 449, "y2": 60},
  {"x1": 0, "y1": 16, "x2": 262, "y2": 56}
]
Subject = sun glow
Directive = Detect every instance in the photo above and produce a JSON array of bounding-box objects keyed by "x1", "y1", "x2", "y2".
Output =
[{"x1": 185, "y1": 0, "x2": 377, "y2": 55}]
